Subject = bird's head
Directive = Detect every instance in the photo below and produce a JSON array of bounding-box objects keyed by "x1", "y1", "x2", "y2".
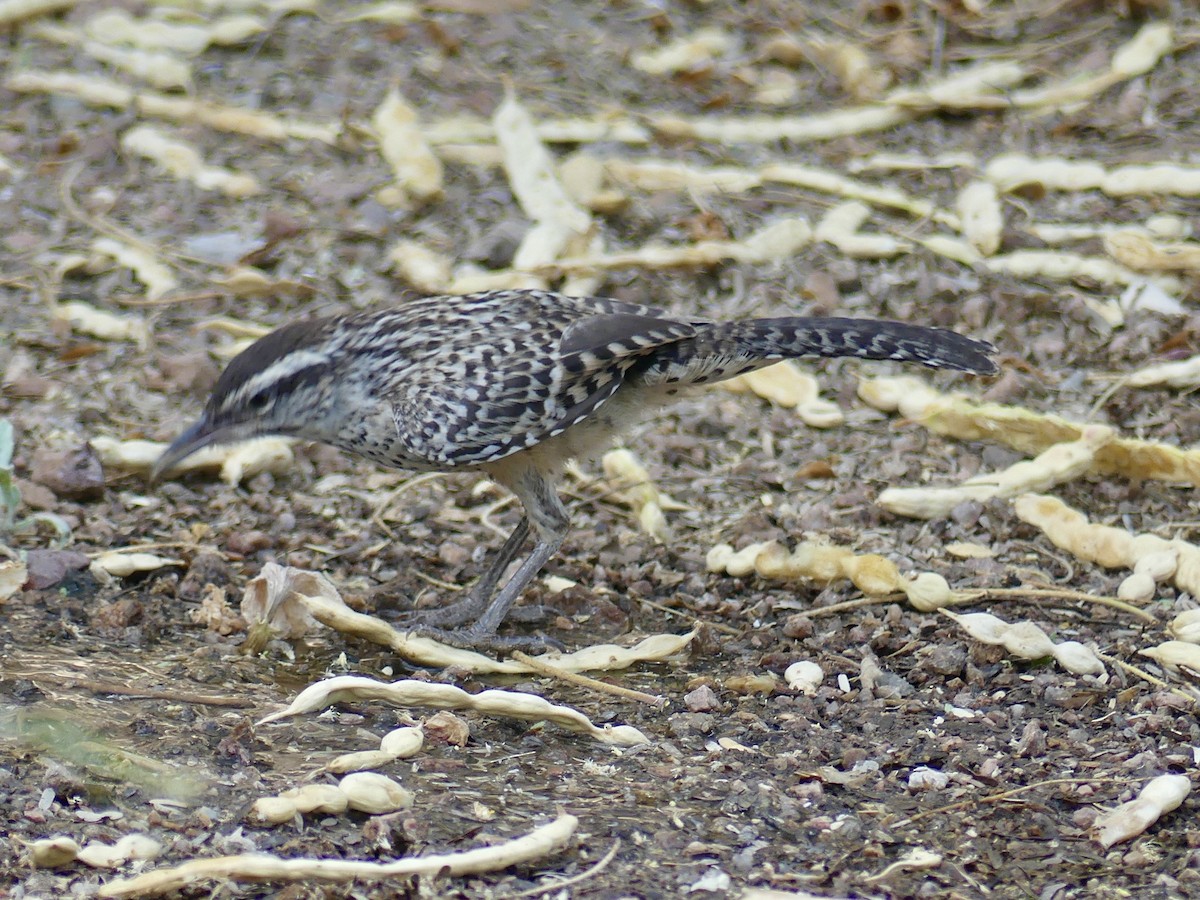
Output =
[{"x1": 151, "y1": 317, "x2": 340, "y2": 483}]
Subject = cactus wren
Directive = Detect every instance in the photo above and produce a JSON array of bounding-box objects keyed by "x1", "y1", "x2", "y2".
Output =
[{"x1": 153, "y1": 289, "x2": 996, "y2": 650}]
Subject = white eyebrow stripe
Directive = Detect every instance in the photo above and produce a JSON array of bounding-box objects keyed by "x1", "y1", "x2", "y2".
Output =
[{"x1": 236, "y1": 349, "x2": 331, "y2": 400}]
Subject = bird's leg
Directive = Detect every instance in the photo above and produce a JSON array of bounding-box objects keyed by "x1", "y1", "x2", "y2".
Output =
[
  {"x1": 468, "y1": 531, "x2": 564, "y2": 637},
  {"x1": 410, "y1": 517, "x2": 530, "y2": 627},
  {"x1": 412, "y1": 465, "x2": 568, "y2": 653}
]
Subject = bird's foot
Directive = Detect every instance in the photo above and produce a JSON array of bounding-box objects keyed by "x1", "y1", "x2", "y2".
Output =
[
  {"x1": 405, "y1": 623, "x2": 564, "y2": 655},
  {"x1": 401, "y1": 595, "x2": 556, "y2": 628},
  {"x1": 402, "y1": 592, "x2": 489, "y2": 628}
]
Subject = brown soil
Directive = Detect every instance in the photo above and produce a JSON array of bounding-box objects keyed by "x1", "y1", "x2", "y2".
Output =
[{"x1": 3, "y1": 2, "x2": 1200, "y2": 898}]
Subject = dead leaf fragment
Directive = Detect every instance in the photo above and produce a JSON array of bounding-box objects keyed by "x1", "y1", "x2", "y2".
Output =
[
  {"x1": 631, "y1": 27, "x2": 734, "y2": 75},
  {"x1": 372, "y1": 87, "x2": 443, "y2": 205},
  {"x1": 91, "y1": 237, "x2": 177, "y2": 300},
  {"x1": 92, "y1": 551, "x2": 183, "y2": 578},
  {"x1": 54, "y1": 301, "x2": 150, "y2": 346},
  {"x1": 121, "y1": 125, "x2": 261, "y2": 197},
  {"x1": 0, "y1": 560, "x2": 28, "y2": 602}
]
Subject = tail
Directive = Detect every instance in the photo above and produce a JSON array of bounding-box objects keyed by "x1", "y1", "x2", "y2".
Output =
[{"x1": 636, "y1": 317, "x2": 998, "y2": 386}]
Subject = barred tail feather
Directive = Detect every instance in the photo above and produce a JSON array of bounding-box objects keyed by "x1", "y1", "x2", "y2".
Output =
[
  {"x1": 634, "y1": 317, "x2": 997, "y2": 388},
  {"x1": 727, "y1": 317, "x2": 998, "y2": 375}
]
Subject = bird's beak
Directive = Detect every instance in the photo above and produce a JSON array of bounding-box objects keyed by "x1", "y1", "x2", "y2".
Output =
[{"x1": 149, "y1": 418, "x2": 218, "y2": 485}]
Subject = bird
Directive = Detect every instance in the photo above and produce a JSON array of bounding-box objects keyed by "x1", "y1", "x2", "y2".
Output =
[{"x1": 153, "y1": 289, "x2": 997, "y2": 651}]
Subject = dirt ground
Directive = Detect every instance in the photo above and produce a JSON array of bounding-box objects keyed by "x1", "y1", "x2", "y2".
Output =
[{"x1": 4, "y1": 1, "x2": 1200, "y2": 897}]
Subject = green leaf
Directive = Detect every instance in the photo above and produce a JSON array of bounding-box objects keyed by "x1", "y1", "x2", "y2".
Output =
[{"x1": 0, "y1": 419, "x2": 19, "y2": 531}]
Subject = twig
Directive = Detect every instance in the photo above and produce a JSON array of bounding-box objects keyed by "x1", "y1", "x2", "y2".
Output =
[
  {"x1": 510, "y1": 651, "x2": 664, "y2": 706},
  {"x1": 804, "y1": 586, "x2": 1156, "y2": 623},
  {"x1": 113, "y1": 290, "x2": 227, "y2": 307},
  {"x1": 1098, "y1": 652, "x2": 1200, "y2": 707},
  {"x1": 804, "y1": 594, "x2": 907, "y2": 617},
  {"x1": 630, "y1": 594, "x2": 741, "y2": 635},
  {"x1": 976, "y1": 586, "x2": 1157, "y2": 623},
  {"x1": 893, "y1": 776, "x2": 1133, "y2": 828},
  {"x1": 58, "y1": 678, "x2": 251, "y2": 707},
  {"x1": 85, "y1": 541, "x2": 211, "y2": 559},
  {"x1": 370, "y1": 472, "x2": 445, "y2": 540},
  {"x1": 509, "y1": 838, "x2": 621, "y2": 898}
]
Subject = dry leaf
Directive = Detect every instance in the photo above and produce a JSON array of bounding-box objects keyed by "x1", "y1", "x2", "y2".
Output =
[
  {"x1": 121, "y1": 125, "x2": 260, "y2": 197},
  {"x1": 722, "y1": 362, "x2": 844, "y2": 427},
  {"x1": 371, "y1": 87, "x2": 443, "y2": 205}
]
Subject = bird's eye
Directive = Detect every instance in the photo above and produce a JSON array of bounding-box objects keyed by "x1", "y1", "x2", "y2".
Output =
[{"x1": 244, "y1": 391, "x2": 271, "y2": 410}]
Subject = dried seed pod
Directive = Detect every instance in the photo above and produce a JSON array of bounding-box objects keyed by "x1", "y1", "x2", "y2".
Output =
[
  {"x1": 91, "y1": 552, "x2": 183, "y2": 578},
  {"x1": 1168, "y1": 610, "x2": 1200, "y2": 643},
  {"x1": 878, "y1": 426, "x2": 1114, "y2": 520},
  {"x1": 709, "y1": 539, "x2": 963, "y2": 610},
  {"x1": 957, "y1": 181, "x2": 1003, "y2": 256},
  {"x1": 380, "y1": 726, "x2": 425, "y2": 758},
  {"x1": 75, "y1": 834, "x2": 162, "y2": 868},
  {"x1": 602, "y1": 448, "x2": 683, "y2": 541},
  {"x1": 1139, "y1": 641, "x2": 1200, "y2": 675},
  {"x1": 250, "y1": 784, "x2": 350, "y2": 824},
  {"x1": 721, "y1": 362, "x2": 844, "y2": 428},
  {"x1": 784, "y1": 661, "x2": 823, "y2": 695},
  {"x1": 1117, "y1": 572, "x2": 1156, "y2": 604},
  {"x1": 259, "y1": 674, "x2": 651, "y2": 746},
  {"x1": 372, "y1": 87, "x2": 443, "y2": 205},
  {"x1": 28, "y1": 837, "x2": 80, "y2": 868},
  {"x1": 902, "y1": 572, "x2": 955, "y2": 612},
  {"x1": 1092, "y1": 774, "x2": 1191, "y2": 849},
  {"x1": 338, "y1": 773, "x2": 415, "y2": 815},
  {"x1": 942, "y1": 610, "x2": 1104, "y2": 675}
]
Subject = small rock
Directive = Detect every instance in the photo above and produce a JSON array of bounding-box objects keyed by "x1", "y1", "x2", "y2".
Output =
[
  {"x1": 14, "y1": 478, "x2": 56, "y2": 511},
  {"x1": 422, "y1": 711, "x2": 469, "y2": 746},
  {"x1": 157, "y1": 352, "x2": 219, "y2": 396},
  {"x1": 907, "y1": 766, "x2": 949, "y2": 791},
  {"x1": 922, "y1": 643, "x2": 968, "y2": 676},
  {"x1": 226, "y1": 531, "x2": 272, "y2": 555},
  {"x1": 781, "y1": 614, "x2": 814, "y2": 639},
  {"x1": 24, "y1": 550, "x2": 90, "y2": 590},
  {"x1": 5, "y1": 376, "x2": 56, "y2": 398},
  {"x1": 31, "y1": 444, "x2": 105, "y2": 501},
  {"x1": 177, "y1": 551, "x2": 233, "y2": 602},
  {"x1": 465, "y1": 219, "x2": 527, "y2": 270},
  {"x1": 1015, "y1": 720, "x2": 1047, "y2": 758},
  {"x1": 92, "y1": 597, "x2": 143, "y2": 630},
  {"x1": 263, "y1": 210, "x2": 306, "y2": 244},
  {"x1": 683, "y1": 684, "x2": 722, "y2": 712},
  {"x1": 437, "y1": 542, "x2": 471, "y2": 567},
  {"x1": 871, "y1": 669, "x2": 915, "y2": 700},
  {"x1": 666, "y1": 712, "x2": 715, "y2": 738}
]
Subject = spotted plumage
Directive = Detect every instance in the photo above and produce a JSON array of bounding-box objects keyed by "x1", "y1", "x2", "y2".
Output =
[{"x1": 155, "y1": 289, "x2": 997, "y2": 650}]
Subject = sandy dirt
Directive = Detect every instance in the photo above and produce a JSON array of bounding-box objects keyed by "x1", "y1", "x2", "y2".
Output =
[{"x1": 3, "y1": 1, "x2": 1200, "y2": 897}]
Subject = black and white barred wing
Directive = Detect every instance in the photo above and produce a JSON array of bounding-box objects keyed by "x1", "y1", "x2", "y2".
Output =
[{"x1": 390, "y1": 309, "x2": 700, "y2": 467}]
